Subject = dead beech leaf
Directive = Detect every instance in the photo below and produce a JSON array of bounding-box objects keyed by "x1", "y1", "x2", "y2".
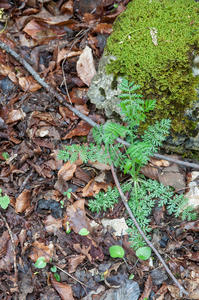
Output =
[
  {"x1": 58, "y1": 161, "x2": 77, "y2": 181},
  {"x1": 57, "y1": 49, "x2": 82, "y2": 64},
  {"x1": 149, "y1": 157, "x2": 170, "y2": 167},
  {"x1": 0, "y1": 233, "x2": 18, "y2": 273},
  {"x1": 59, "y1": 106, "x2": 79, "y2": 121},
  {"x1": 74, "y1": 104, "x2": 89, "y2": 116},
  {"x1": 73, "y1": 244, "x2": 92, "y2": 262},
  {"x1": 73, "y1": 235, "x2": 104, "y2": 262},
  {"x1": 68, "y1": 255, "x2": 86, "y2": 273},
  {"x1": 6, "y1": 109, "x2": 26, "y2": 124},
  {"x1": 43, "y1": 215, "x2": 62, "y2": 234},
  {"x1": 66, "y1": 87, "x2": 88, "y2": 104},
  {"x1": 15, "y1": 190, "x2": 31, "y2": 213},
  {"x1": 50, "y1": 273, "x2": 74, "y2": 300},
  {"x1": 19, "y1": 76, "x2": 42, "y2": 92},
  {"x1": 139, "y1": 276, "x2": 152, "y2": 300},
  {"x1": 88, "y1": 161, "x2": 111, "y2": 171},
  {"x1": 181, "y1": 220, "x2": 199, "y2": 232},
  {"x1": 18, "y1": 229, "x2": 27, "y2": 254},
  {"x1": 29, "y1": 241, "x2": 55, "y2": 263},
  {"x1": 76, "y1": 46, "x2": 96, "y2": 86},
  {"x1": 62, "y1": 120, "x2": 92, "y2": 139},
  {"x1": 64, "y1": 199, "x2": 91, "y2": 234},
  {"x1": 140, "y1": 165, "x2": 159, "y2": 181},
  {"x1": 93, "y1": 23, "x2": 113, "y2": 35},
  {"x1": 60, "y1": 0, "x2": 73, "y2": 15},
  {"x1": 0, "y1": 230, "x2": 10, "y2": 258},
  {"x1": 158, "y1": 163, "x2": 185, "y2": 191},
  {"x1": 82, "y1": 179, "x2": 113, "y2": 197},
  {"x1": 31, "y1": 111, "x2": 57, "y2": 125}
]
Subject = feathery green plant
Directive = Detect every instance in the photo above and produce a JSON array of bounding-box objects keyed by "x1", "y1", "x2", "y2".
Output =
[{"x1": 58, "y1": 78, "x2": 196, "y2": 249}]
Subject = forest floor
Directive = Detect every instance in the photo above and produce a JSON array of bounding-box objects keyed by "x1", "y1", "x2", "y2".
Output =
[{"x1": 1, "y1": 1, "x2": 199, "y2": 299}]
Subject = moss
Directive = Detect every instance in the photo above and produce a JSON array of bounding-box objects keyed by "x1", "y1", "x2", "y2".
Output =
[
  {"x1": 99, "y1": 87, "x2": 106, "y2": 97},
  {"x1": 111, "y1": 76, "x2": 118, "y2": 90},
  {"x1": 105, "y1": 0, "x2": 199, "y2": 135}
]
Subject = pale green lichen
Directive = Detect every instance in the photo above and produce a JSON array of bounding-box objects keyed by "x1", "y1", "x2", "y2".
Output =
[{"x1": 105, "y1": 0, "x2": 199, "y2": 135}]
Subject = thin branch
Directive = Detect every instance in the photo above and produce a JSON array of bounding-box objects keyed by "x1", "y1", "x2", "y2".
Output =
[
  {"x1": 110, "y1": 163, "x2": 189, "y2": 297},
  {"x1": 0, "y1": 40, "x2": 199, "y2": 170},
  {"x1": 0, "y1": 212, "x2": 19, "y2": 296}
]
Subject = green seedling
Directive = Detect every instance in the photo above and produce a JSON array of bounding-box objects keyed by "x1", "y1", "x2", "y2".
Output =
[
  {"x1": 63, "y1": 188, "x2": 72, "y2": 199},
  {"x1": 129, "y1": 274, "x2": 134, "y2": 280},
  {"x1": 50, "y1": 266, "x2": 57, "y2": 272},
  {"x1": 111, "y1": 3, "x2": 118, "y2": 11},
  {"x1": 136, "y1": 246, "x2": 151, "y2": 260},
  {"x1": 60, "y1": 200, "x2": 64, "y2": 209},
  {"x1": 34, "y1": 257, "x2": 47, "y2": 269},
  {"x1": 109, "y1": 245, "x2": 125, "y2": 258},
  {"x1": 0, "y1": 189, "x2": 10, "y2": 209},
  {"x1": 109, "y1": 245, "x2": 129, "y2": 269},
  {"x1": 66, "y1": 221, "x2": 71, "y2": 234},
  {"x1": 78, "y1": 228, "x2": 90, "y2": 236},
  {"x1": 35, "y1": 257, "x2": 60, "y2": 281},
  {"x1": 2, "y1": 152, "x2": 9, "y2": 160},
  {"x1": 53, "y1": 273, "x2": 60, "y2": 281}
]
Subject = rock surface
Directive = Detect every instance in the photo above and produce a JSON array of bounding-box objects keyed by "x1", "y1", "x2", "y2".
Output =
[{"x1": 88, "y1": 53, "x2": 199, "y2": 152}]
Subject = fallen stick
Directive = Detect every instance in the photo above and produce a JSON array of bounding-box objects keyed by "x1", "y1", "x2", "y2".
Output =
[{"x1": 0, "y1": 40, "x2": 199, "y2": 169}]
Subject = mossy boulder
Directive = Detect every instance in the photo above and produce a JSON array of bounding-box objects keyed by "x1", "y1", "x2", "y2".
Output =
[
  {"x1": 89, "y1": 0, "x2": 199, "y2": 135},
  {"x1": 104, "y1": 0, "x2": 199, "y2": 136}
]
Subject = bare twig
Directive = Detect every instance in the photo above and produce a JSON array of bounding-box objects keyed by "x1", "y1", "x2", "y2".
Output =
[
  {"x1": 0, "y1": 40, "x2": 198, "y2": 170},
  {"x1": 0, "y1": 212, "x2": 19, "y2": 297},
  {"x1": 110, "y1": 163, "x2": 189, "y2": 297}
]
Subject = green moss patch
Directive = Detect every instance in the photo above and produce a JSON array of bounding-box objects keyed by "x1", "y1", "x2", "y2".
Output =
[{"x1": 105, "y1": 0, "x2": 199, "y2": 135}]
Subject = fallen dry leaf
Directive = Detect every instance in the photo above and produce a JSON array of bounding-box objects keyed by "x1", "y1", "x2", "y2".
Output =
[
  {"x1": 149, "y1": 157, "x2": 170, "y2": 167},
  {"x1": 57, "y1": 49, "x2": 82, "y2": 64},
  {"x1": 62, "y1": 120, "x2": 92, "y2": 139},
  {"x1": 76, "y1": 46, "x2": 96, "y2": 86},
  {"x1": 19, "y1": 76, "x2": 42, "y2": 92},
  {"x1": 50, "y1": 273, "x2": 74, "y2": 300},
  {"x1": 68, "y1": 255, "x2": 86, "y2": 273},
  {"x1": 6, "y1": 109, "x2": 26, "y2": 124},
  {"x1": 140, "y1": 165, "x2": 159, "y2": 181},
  {"x1": 43, "y1": 215, "x2": 63, "y2": 234},
  {"x1": 58, "y1": 161, "x2": 77, "y2": 181},
  {"x1": 0, "y1": 233, "x2": 18, "y2": 272},
  {"x1": 82, "y1": 179, "x2": 113, "y2": 197},
  {"x1": 88, "y1": 161, "x2": 111, "y2": 171},
  {"x1": 15, "y1": 190, "x2": 31, "y2": 213},
  {"x1": 93, "y1": 23, "x2": 113, "y2": 35},
  {"x1": 29, "y1": 241, "x2": 55, "y2": 263},
  {"x1": 64, "y1": 199, "x2": 91, "y2": 234}
]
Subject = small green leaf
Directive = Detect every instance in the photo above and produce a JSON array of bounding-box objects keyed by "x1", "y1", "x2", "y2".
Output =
[
  {"x1": 129, "y1": 274, "x2": 134, "y2": 280},
  {"x1": 109, "y1": 245, "x2": 125, "y2": 258},
  {"x1": 35, "y1": 257, "x2": 47, "y2": 269},
  {"x1": 53, "y1": 273, "x2": 60, "y2": 281},
  {"x1": 2, "y1": 152, "x2": 9, "y2": 160},
  {"x1": 136, "y1": 247, "x2": 151, "y2": 260},
  {"x1": 124, "y1": 160, "x2": 132, "y2": 174},
  {"x1": 79, "y1": 228, "x2": 89, "y2": 236},
  {"x1": 0, "y1": 194, "x2": 10, "y2": 209},
  {"x1": 50, "y1": 266, "x2": 57, "y2": 272}
]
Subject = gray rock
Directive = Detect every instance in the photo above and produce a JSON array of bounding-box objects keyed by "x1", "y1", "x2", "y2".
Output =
[
  {"x1": 88, "y1": 53, "x2": 199, "y2": 151},
  {"x1": 87, "y1": 55, "x2": 123, "y2": 117}
]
